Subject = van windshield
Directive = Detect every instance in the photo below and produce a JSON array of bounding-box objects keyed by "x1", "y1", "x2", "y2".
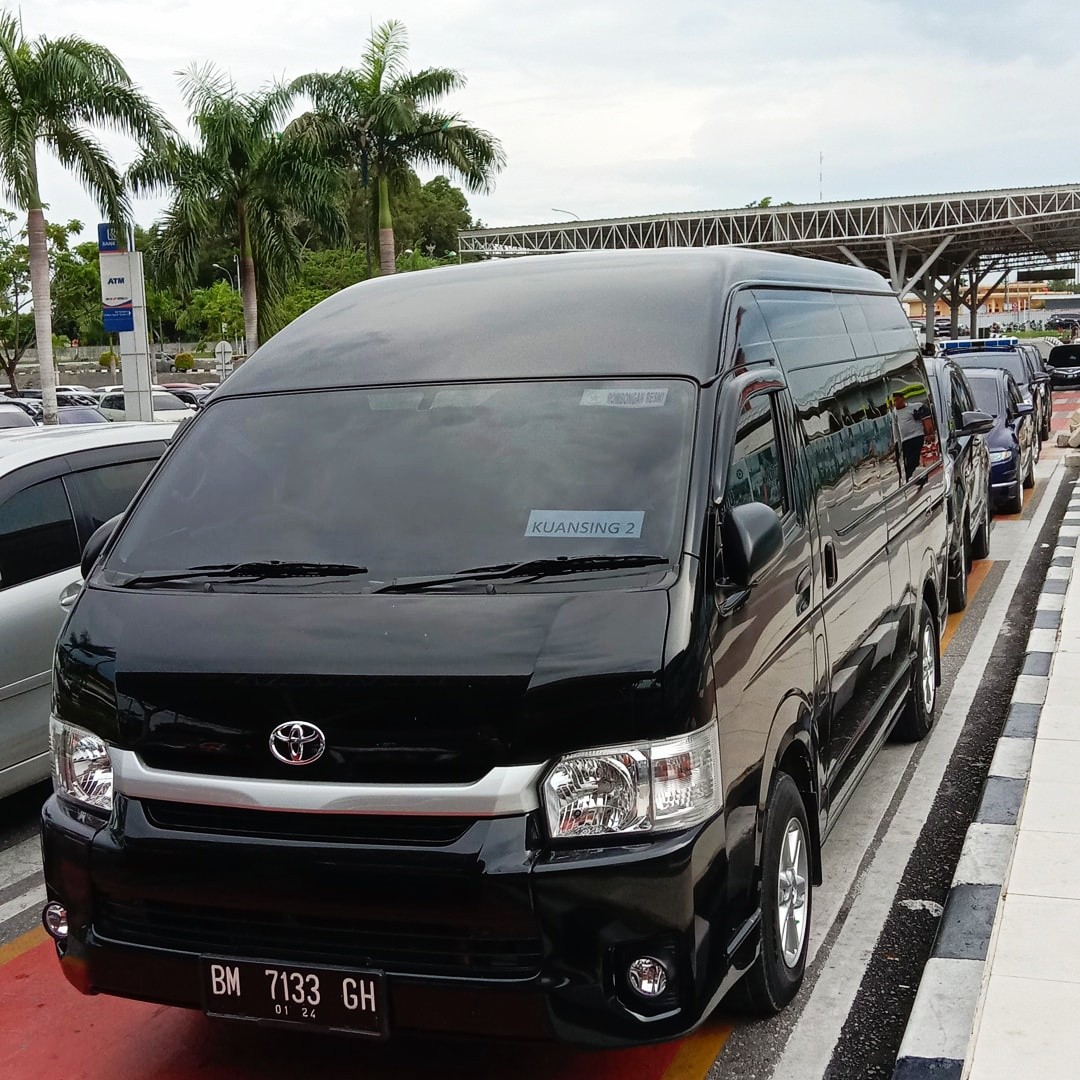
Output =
[{"x1": 103, "y1": 380, "x2": 697, "y2": 589}]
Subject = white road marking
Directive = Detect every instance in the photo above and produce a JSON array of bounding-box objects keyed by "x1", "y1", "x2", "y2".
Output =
[
  {"x1": 0, "y1": 881, "x2": 46, "y2": 926},
  {"x1": 0, "y1": 837, "x2": 42, "y2": 892}
]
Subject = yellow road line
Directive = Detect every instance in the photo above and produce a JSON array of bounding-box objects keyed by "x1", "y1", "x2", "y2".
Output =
[{"x1": 0, "y1": 926, "x2": 46, "y2": 968}]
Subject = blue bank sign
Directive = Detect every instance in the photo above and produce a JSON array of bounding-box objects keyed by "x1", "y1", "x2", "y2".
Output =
[{"x1": 97, "y1": 223, "x2": 125, "y2": 253}]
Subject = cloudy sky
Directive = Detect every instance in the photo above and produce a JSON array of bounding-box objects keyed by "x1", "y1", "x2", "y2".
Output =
[{"x1": 25, "y1": 0, "x2": 1080, "y2": 240}]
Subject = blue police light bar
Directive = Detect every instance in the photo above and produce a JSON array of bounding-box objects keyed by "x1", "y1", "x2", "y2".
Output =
[{"x1": 941, "y1": 337, "x2": 1020, "y2": 351}]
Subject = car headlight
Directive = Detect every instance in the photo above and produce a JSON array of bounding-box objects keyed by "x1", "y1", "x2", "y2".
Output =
[
  {"x1": 50, "y1": 716, "x2": 113, "y2": 814},
  {"x1": 541, "y1": 722, "x2": 721, "y2": 840},
  {"x1": 989, "y1": 449, "x2": 1013, "y2": 463}
]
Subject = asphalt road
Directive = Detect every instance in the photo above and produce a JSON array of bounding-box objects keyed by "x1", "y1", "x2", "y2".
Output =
[{"x1": 1, "y1": 408, "x2": 1075, "y2": 1080}]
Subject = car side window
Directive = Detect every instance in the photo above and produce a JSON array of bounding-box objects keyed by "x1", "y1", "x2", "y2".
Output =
[
  {"x1": 726, "y1": 394, "x2": 788, "y2": 516},
  {"x1": 64, "y1": 459, "x2": 157, "y2": 543},
  {"x1": 0, "y1": 478, "x2": 80, "y2": 590},
  {"x1": 102, "y1": 394, "x2": 121, "y2": 410}
]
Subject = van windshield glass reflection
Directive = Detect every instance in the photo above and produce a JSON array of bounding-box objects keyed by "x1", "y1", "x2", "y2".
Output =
[{"x1": 103, "y1": 380, "x2": 696, "y2": 590}]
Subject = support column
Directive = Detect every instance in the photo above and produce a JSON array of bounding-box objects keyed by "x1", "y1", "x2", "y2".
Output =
[
  {"x1": 950, "y1": 279, "x2": 962, "y2": 338},
  {"x1": 924, "y1": 273, "x2": 935, "y2": 347}
]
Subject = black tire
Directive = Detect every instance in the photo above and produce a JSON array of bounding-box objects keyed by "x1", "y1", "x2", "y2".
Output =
[
  {"x1": 1023, "y1": 447, "x2": 1035, "y2": 489},
  {"x1": 739, "y1": 773, "x2": 812, "y2": 1015},
  {"x1": 1003, "y1": 479, "x2": 1024, "y2": 515},
  {"x1": 971, "y1": 499, "x2": 991, "y2": 561},
  {"x1": 946, "y1": 537, "x2": 968, "y2": 614},
  {"x1": 894, "y1": 599, "x2": 938, "y2": 742}
]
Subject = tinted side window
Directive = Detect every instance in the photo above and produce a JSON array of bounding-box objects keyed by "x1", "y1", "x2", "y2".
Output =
[
  {"x1": 65, "y1": 459, "x2": 157, "y2": 542},
  {"x1": 727, "y1": 292, "x2": 774, "y2": 368},
  {"x1": 883, "y1": 356, "x2": 941, "y2": 485},
  {"x1": 726, "y1": 395, "x2": 787, "y2": 515},
  {"x1": 753, "y1": 290, "x2": 856, "y2": 368},
  {"x1": 0, "y1": 478, "x2": 79, "y2": 589}
]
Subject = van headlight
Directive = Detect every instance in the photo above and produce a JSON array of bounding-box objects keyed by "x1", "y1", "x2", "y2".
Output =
[
  {"x1": 50, "y1": 717, "x2": 113, "y2": 814},
  {"x1": 541, "y1": 723, "x2": 722, "y2": 839}
]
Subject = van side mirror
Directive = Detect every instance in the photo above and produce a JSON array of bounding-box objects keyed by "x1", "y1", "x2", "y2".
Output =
[
  {"x1": 1015, "y1": 402, "x2": 1034, "y2": 417},
  {"x1": 720, "y1": 502, "x2": 783, "y2": 587},
  {"x1": 81, "y1": 513, "x2": 123, "y2": 580},
  {"x1": 959, "y1": 410, "x2": 994, "y2": 436}
]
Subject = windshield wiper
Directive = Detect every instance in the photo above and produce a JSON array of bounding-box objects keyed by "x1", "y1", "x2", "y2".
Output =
[
  {"x1": 373, "y1": 554, "x2": 669, "y2": 594},
  {"x1": 114, "y1": 561, "x2": 368, "y2": 587}
]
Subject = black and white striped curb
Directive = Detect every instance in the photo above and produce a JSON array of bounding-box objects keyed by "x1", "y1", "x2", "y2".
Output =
[{"x1": 892, "y1": 479, "x2": 1080, "y2": 1080}]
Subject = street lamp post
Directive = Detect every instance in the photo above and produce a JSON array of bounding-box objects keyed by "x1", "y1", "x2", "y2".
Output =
[{"x1": 213, "y1": 262, "x2": 242, "y2": 355}]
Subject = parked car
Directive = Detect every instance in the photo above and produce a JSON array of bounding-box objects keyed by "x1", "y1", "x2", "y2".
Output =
[
  {"x1": 963, "y1": 368, "x2": 1036, "y2": 515},
  {"x1": 0, "y1": 402, "x2": 36, "y2": 430},
  {"x1": 1047, "y1": 314, "x2": 1080, "y2": 332},
  {"x1": 94, "y1": 384, "x2": 168, "y2": 397},
  {"x1": 162, "y1": 387, "x2": 212, "y2": 409},
  {"x1": 1047, "y1": 343, "x2": 1080, "y2": 388},
  {"x1": 56, "y1": 406, "x2": 110, "y2": 426},
  {"x1": 0, "y1": 423, "x2": 173, "y2": 798},
  {"x1": 11, "y1": 388, "x2": 99, "y2": 408},
  {"x1": 1016, "y1": 342, "x2": 1052, "y2": 439},
  {"x1": 97, "y1": 390, "x2": 194, "y2": 422},
  {"x1": 41, "y1": 250, "x2": 948, "y2": 1044},
  {"x1": 943, "y1": 339, "x2": 1049, "y2": 460},
  {"x1": 923, "y1": 357, "x2": 993, "y2": 612},
  {"x1": 5, "y1": 399, "x2": 43, "y2": 422}
]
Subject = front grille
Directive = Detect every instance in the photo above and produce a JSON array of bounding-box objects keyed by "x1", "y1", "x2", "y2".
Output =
[
  {"x1": 94, "y1": 899, "x2": 543, "y2": 979},
  {"x1": 143, "y1": 801, "x2": 474, "y2": 846}
]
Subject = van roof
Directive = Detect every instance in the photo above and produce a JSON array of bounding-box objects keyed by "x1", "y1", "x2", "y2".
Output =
[{"x1": 218, "y1": 249, "x2": 891, "y2": 395}]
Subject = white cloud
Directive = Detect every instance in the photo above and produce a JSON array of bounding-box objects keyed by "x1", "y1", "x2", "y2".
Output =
[{"x1": 22, "y1": 0, "x2": 1080, "y2": 240}]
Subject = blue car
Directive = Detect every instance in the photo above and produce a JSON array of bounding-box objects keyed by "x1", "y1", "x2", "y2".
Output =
[{"x1": 963, "y1": 367, "x2": 1035, "y2": 515}]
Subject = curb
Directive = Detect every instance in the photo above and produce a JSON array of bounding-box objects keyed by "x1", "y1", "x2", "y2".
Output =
[{"x1": 893, "y1": 476, "x2": 1080, "y2": 1080}]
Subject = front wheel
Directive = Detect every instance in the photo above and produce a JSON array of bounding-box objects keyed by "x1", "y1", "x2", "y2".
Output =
[
  {"x1": 739, "y1": 773, "x2": 812, "y2": 1015},
  {"x1": 894, "y1": 599, "x2": 938, "y2": 742}
]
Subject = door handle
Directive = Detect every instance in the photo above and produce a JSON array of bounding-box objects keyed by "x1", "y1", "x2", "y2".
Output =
[
  {"x1": 823, "y1": 541, "x2": 838, "y2": 589},
  {"x1": 58, "y1": 580, "x2": 82, "y2": 611},
  {"x1": 795, "y1": 567, "x2": 811, "y2": 615}
]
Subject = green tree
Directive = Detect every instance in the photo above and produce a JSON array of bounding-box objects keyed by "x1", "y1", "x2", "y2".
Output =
[
  {"x1": 0, "y1": 14, "x2": 168, "y2": 421},
  {"x1": 292, "y1": 20, "x2": 504, "y2": 276},
  {"x1": 391, "y1": 174, "x2": 473, "y2": 256},
  {"x1": 51, "y1": 236, "x2": 110, "y2": 349},
  {"x1": 175, "y1": 280, "x2": 244, "y2": 343},
  {"x1": 0, "y1": 211, "x2": 34, "y2": 392},
  {"x1": 273, "y1": 247, "x2": 370, "y2": 326},
  {"x1": 131, "y1": 64, "x2": 347, "y2": 352}
]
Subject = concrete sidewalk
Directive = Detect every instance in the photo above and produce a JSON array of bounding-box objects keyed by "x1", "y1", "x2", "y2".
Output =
[
  {"x1": 895, "y1": 461, "x2": 1080, "y2": 1078},
  {"x1": 964, "y1": 481, "x2": 1080, "y2": 1077}
]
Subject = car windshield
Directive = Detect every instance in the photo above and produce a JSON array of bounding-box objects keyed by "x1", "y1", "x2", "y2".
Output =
[
  {"x1": 951, "y1": 351, "x2": 1026, "y2": 385},
  {"x1": 58, "y1": 407, "x2": 107, "y2": 424},
  {"x1": 152, "y1": 393, "x2": 188, "y2": 411},
  {"x1": 1049, "y1": 347, "x2": 1080, "y2": 368},
  {"x1": 967, "y1": 378, "x2": 1002, "y2": 417},
  {"x1": 104, "y1": 380, "x2": 697, "y2": 589}
]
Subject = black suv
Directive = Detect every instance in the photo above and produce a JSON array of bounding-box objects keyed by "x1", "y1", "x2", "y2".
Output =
[
  {"x1": 943, "y1": 339, "x2": 1049, "y2": 464},
  {"x1": 923, "y1": 357, "x2": 993, "y2": 612}
]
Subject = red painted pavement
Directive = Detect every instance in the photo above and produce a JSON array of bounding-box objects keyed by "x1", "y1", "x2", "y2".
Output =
[
  {"x1": 1051, "y1": 392, "x2": 1080, "y2": 433},
  {"x1": 0, "y1": 936, "x2": 684, "y2": 1080}
]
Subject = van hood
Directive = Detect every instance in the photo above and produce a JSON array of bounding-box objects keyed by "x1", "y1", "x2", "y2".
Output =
[{"x1": 56, "y1": 586, "x2": 670, "y2": 785}]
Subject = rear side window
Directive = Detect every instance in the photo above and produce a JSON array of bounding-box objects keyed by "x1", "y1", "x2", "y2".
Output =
[
  {"x1": 65, "y1": 459, "x2": 157, "y2": 542},
  {"x1": 0, "y1": 478, "x2": 79, "y2": 589},
  {"x1": 883, "y1": 358, "x2": 941, "y2": 485},
  {"x1": 726, "y1": 395, "x2": 787, "y2": 516}
]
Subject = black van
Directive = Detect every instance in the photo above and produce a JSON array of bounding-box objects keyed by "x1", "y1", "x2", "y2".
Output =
[{"x1": 41, "y1": 250, "x2": 950, "y2": 1047}]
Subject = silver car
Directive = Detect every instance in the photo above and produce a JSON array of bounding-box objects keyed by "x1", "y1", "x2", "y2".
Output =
[{"x1": 0, "y1": 424, "x2": 173, "y2": 798}]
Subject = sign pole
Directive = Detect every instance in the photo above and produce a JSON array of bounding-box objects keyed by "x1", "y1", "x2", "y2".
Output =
[{"x1": 98, "y1": 224, "x2": 153, "y2": 422}]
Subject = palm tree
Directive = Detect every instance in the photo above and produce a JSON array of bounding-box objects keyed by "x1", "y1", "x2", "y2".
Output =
[
  {"x1": 131, "y1": 65, "x2": 346, "y2": 351},
  {"x1": 0, "y1": 14, "x2": 168, "y2": 422},
  {"x1": 292, "y1": 20, "x2": 504, "y2": 276}
]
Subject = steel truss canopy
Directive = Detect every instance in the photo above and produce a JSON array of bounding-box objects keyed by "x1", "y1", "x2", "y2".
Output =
[{"x1": 459, "y1": 184, "x2": 1080, "y2": 300}]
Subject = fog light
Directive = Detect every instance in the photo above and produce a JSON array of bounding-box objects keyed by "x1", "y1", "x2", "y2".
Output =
[
  {"x1": 42, "y1": 902, "x2": 68, "y2": 940},
  {"x1": 627, "y1": 956, "x2": 668, "y2": 998}
]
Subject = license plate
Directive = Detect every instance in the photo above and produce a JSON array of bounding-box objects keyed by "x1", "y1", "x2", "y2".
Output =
[{"x1": 200, "y1": 957, "x2": 387, "y2": 1036}]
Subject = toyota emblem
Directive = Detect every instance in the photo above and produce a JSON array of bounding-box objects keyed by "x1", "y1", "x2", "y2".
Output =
[{"x1": 269, "y1": 721, "x2": 326, "y2": 765}]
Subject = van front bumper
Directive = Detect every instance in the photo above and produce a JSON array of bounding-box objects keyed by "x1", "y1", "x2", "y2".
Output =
[{"x1": 41, "y1": 794, "x2": 747, "y2": 1047}]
